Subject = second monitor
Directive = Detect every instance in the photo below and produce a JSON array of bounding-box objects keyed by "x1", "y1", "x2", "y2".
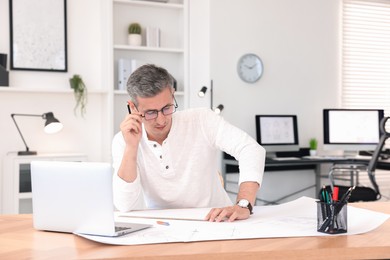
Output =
[
  {"x1": 323, "y1": 108, "x2": 384, "y2": 155},
  {"x1": 255, "y1": 115, "x2": 299, "y2": 158}
]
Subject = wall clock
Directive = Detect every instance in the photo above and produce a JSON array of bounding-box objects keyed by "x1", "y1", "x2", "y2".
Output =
[{"x1": 237, "y1": 53, "x2": 263, "y2": 83}]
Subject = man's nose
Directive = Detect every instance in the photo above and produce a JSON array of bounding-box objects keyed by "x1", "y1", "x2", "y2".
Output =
[{"x1": 155, "y1": 111, "x2": 166, "y2": 124}]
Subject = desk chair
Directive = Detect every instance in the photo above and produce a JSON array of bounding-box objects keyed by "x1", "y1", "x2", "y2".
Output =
[{"x1": 328, "y1": 117, "x2": 390, "y2": 202}]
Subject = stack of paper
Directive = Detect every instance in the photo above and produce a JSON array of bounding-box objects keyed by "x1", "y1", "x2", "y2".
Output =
[{"x1": 77, "y1": 197, "x2": 390, "y2": 245}]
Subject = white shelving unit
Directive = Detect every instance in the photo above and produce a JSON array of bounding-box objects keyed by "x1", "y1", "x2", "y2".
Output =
[
  {"x1": 0, "y1": 87, "x2": 107, "y2": 94},
  {"x1": 2, "y1": 153, "x2": 87, "y2": 214},
  {"x1": 113, "y1": 45, "x2": 184, "y2": 53},
  {"x1": 110, "y1": 0, "x2": 189, "y2": 135}
]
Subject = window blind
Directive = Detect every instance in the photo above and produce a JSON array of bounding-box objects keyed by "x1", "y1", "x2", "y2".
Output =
[{"x1": 342, "y1": 0, "x2": 390, "y2": 115}]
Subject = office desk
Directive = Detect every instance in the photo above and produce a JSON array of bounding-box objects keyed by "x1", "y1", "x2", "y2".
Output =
[
  {"x1": 224, "y1": 156, "x2": 390, "y2": 193},
  {"x1": 223, "y1": 156, "x2": 390, "y2": 205},
  {"x1": 0, "y1": 202, "x2": 389, "y2": 259},
  {"x1": 224, "y1": 157, "x2": 339, "y2": 197}
]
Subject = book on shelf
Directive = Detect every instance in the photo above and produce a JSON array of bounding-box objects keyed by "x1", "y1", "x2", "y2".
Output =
[
  {"x1": 117, "y1": 58, "x2": 146, "y2": 90},
  {"x1": 146, "y1": 27, "x2": 160, "y2": 48}
]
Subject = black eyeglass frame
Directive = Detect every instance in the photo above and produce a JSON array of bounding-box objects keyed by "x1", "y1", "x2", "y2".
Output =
[{"x1": 134, "y1": 95, "x2": 178, "y2": 121}]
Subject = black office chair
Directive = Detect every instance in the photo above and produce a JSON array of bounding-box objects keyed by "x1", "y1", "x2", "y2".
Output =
[{"x1": 328, "y1": 116, "x2": 390, "y2": 202}]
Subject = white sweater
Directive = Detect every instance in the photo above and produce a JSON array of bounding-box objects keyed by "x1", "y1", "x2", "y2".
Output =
[{"x1": 112, "y1": 108, "x2": 265, "y2": 212}]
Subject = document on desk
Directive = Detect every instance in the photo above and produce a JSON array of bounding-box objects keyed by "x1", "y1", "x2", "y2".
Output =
[
  {"x1": 117, "y1": 207, "x2": 211, "y2": 221},
  {"x1": 76, "y1": 197, "x2": 390, "y2": 245}
]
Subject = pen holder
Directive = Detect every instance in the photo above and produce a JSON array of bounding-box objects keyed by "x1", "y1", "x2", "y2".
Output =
[{"x1": 316, "y1": 201, "x2": 347, "y2": 234}]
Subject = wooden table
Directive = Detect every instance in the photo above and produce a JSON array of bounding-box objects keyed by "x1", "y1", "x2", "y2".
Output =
[{"x1": 0, "y1": 202, "x2": 389, "y2": 260}]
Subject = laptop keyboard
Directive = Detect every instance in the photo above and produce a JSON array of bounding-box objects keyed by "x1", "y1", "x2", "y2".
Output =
[{"x1": 115, "y1": 226, "x2": 131, "y2": 232}]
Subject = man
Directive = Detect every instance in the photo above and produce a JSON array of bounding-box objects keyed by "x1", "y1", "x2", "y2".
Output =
[{"x1": 112, "y1": 64, "x2": 265, "y2": 222}]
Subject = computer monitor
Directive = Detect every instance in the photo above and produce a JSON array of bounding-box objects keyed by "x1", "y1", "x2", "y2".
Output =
[
  {"x1": 255, "y1": 115, "x2": 299, "y2": 158},
  {"x1": 323, "y1": 109, "x2": 384, "y2": 155}
]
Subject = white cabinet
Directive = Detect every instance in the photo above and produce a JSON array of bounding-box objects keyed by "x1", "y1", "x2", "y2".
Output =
[
  {"x1": 2, "y1": 153, "x2": 87, "y2": 214},
  {"x1": 109, "y1": 0, "x2": 189, "y2": 134}
]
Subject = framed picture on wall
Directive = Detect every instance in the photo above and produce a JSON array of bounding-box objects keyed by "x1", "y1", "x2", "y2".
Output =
[{"x1": 9, "y1": 0, "x2": 67, "y2": 72}]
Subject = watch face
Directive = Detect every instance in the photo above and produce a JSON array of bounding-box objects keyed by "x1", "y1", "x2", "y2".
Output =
[
  {"x1": 238, "y1": 199, "x2": 249, "y2": 207},
  {"x1": 237, "y1": 53, "x2": 263, "y2": 83}
]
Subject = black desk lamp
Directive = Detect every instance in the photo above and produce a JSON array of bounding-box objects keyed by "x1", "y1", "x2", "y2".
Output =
[
  {"x1": 11, "y1": 112, "x2": 63, "y2": 155},
  {"x1": 198, "y1": 80, "x2": 224, "y2": 114}
]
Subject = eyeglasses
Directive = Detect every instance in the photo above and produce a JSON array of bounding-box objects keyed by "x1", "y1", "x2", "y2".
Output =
[{"x1": 135, "y1": 96, "x2": 178, "y2": 121}]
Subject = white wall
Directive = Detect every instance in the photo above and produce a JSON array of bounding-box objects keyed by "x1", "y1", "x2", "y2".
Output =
[
  {"x1": 209, "y1": 0, "x2": 340, "y2": 148},
  {"x1": 0, "y1": 0, "x2": 110, "y2": 173},
  {"x1": 189, "y1": 0, "x2": 211, "y2": 108},
  {"x1": 204, "y1": 0, "x2": 341, "y2": 202},
  {"x1": 0, "y1": 0, "x2": 104, "y2": 90}
]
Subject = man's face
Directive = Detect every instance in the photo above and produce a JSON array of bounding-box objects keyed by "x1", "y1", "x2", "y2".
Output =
[{"x1": 135, "y1": 87, "x2": 175, "y2": 143}]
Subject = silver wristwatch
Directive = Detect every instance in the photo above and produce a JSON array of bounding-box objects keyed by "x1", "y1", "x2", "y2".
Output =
[{"x1": 236, "y1": 199, "x2": 253, "y2": 215}]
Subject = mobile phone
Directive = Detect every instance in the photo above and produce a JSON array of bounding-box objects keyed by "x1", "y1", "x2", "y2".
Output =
[{"x1": 127, "y1": 104, "x2": 131, "y2": 114}]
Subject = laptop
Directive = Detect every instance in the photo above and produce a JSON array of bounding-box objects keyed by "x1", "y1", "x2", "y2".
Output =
[{"x1": 31, "y1": 161, "x2": 151, "y2": 237}]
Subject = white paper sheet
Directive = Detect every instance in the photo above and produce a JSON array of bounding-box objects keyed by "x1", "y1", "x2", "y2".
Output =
[
  {"x1": 77, "y1": 197, "x2": 390, "y2": 245},
  {"x1": 118, "y1": 207, "x2": 211, "y2": 221}
]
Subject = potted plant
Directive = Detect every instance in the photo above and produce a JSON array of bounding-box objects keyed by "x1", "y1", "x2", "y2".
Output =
[
  {"x1": 309, "y1": 138, "x2": 318, "y2": 156},
  {"x1": 69, "y1": 74, "x2": 87, "y2": 117},
  {"x1": 128, "y1": 23, "x2": 142, "y2": 46}
]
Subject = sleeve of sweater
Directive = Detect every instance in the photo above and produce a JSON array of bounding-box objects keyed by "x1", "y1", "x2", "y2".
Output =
[
  {"x1": 200, "y1": 109, "x2": 266, "y2": 185},
  {"x1": 111, "y1": 132, "x2": 146, "y2": 212}
]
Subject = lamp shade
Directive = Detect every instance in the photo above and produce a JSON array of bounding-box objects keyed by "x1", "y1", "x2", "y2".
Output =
[
  {"x1": 214, "y1": 104, "x2": 224, "y2": 114},
  {"x1": 43, "y1": 112, "x2": 63, "y2": 134},
  {"x1": 198, "y1": 86, "x2": 207, "y2": 97},
  {"x1": 197, "y1": 81, "x2": 224, "y2": 114},
  {"x1": 11, "y1": 111, "x2": 63, "y2": 155}
]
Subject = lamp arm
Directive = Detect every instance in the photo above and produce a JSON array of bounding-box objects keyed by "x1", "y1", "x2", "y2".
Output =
[{"x1": 11, "y1": 113, "x2": 43, "y2": 153}]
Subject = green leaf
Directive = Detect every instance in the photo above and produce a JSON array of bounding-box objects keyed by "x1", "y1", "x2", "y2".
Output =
[{"x1": 69, "y1": 74, "x2": 88, "y2": 117}]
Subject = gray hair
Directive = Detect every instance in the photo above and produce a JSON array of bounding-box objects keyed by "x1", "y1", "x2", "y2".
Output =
[{"x1": 126, "y1": 64, "x2": 174, "y2": 106}]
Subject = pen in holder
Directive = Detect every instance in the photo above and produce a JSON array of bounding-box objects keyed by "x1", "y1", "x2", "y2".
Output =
[
  {"x1": 316, "y1": 201, "x2": 347, "y2": 234},
  {"x1": 317, "y1": 185, "x2": 354, "y2": 234}
]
